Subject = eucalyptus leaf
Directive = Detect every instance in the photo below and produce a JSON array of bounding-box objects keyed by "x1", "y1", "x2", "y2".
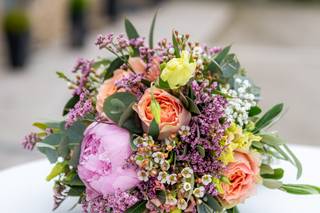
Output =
[
  {"x1": 253, "y1": 103, "x2": 284, "y2": 133},
  {"x1": 58, "y1": 136, "x2": 69, "y2": 158},
  {"x1": 205, "y1": 195, "x2": 223, "y2": 211},
  {"x1": 118, "y1": 102, "x2": 135, "y2": 126},
  {"x1": 207, "y1": 60, "x2": 222, "y2": 77},
  {"x1": 221, "y1": 54, "x2": 240, "y2": 78},
  {"x1": 69, "y1": 144, "x2": 81, "y2": 167},
  {"x1": 215, "y1": 45, "x2": 231, "y2": 64},
  {"x1": 42, "y1": 134, "x2": 63, "y2": 146},
  {"x1": 38, "y1": 146, "x2": 59, "y2": 163},
  {"x1": 65, "y1": 121, "x2": 86, "y2": 145},
  {"x1": 125, "y1": 200, "x2": 147, "y2": 213},
  {"x1": 197, "y1": 202, "x2": 214, "y2": 213}
]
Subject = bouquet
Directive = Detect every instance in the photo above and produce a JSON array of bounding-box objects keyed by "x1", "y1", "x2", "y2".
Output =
[{"x1": 22, "y1": 14, "x2": 320, "y2": 213}]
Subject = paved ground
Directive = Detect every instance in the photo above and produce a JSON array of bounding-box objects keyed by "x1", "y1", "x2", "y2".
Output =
[{"x1": 0, "y1": 1, "x2": 319, "y2": 170}]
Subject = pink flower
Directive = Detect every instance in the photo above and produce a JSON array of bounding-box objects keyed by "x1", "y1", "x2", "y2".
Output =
[
  {"x1": 134, "y1": 88, "x2": 191, "y2": 139},
  {"x1": 219, "y1": 150, "x2": 261, "y2": 208},
  {"x1": 78, "y1": 122, "x2": 139, "y2": 199},
  {"x1": 129, "y1": 57, "x2": 161, "y2": 82}
]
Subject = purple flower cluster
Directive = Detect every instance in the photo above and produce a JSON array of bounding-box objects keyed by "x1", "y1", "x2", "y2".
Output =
[
  {"x1": 65, "y1": 92, "x2": 93, "y2": 128},
  {"x1": 178, "y1": 80, "x2": 229, "y2": 175},
  {"x1": 82, "y1": 190, "x2": 139, "y2": 213},
  {"x1": 21, "y1": 132, "x2": 40, "y2": 151},
  {"x1": 115, "y1": 72, "x2": 146, "y2": 99},
  {"x1": 129, "y1": 37, "x2": 145, "y2": 48},
  {"x1": 95, "y1": 33, "x2": 114, "y2": 49},
  {"x1": 72, "y1": 58, "x2": 93, "y2": 95}
]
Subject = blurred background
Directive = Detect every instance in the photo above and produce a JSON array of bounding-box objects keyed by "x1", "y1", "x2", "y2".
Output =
[{"x1": 0, "y1": 0, "x2": 319, "y2": 170}]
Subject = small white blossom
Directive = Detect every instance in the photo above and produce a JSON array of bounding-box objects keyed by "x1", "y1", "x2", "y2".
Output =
[
  {"x1": 157, "y1": 171, "x2": 168, "y2": 183},
  {"x1": 152, "y1": 152, "x2": 164, "y2": 164},
  {"x1": 193, "y1": 186, "x2": 205, "y2": 198},
  {"x1": 183, "y1": 182, "x2": 192, "y2": 191},
  {"x1": 181, "y1": 167, "x2": 193, "y2": 178},
  {"x1": 179, "y1": 126, "x2": 191, "y2": 137},
  {"x1": 201, "y1": 174, "x2": 212, "y2": 186},
  {"x1": 161, "y1": 160, "x2": 170, "y2": 171},
  {"x1": 166, "y1": 174, "x2": 177, "y2": 185},
  {"x1": 57, "y1": 157, "x2": 64, "y2": 163},
  {"x1": 168, "y1": 48, "x2": 175, "y2": 55},
  {"x1": 137, "y1": 170, "x2": 149, "y2": 182},
  {"x1": 177, "y1": 198, "x2": 188, "y2": 210}
]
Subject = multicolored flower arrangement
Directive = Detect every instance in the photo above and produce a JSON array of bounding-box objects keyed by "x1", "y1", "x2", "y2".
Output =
[{"x1": 23, "y1": 15, "x2": 320, "y2": 213}]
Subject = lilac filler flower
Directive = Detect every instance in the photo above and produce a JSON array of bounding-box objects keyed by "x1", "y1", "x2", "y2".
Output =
[
  {"x1": 21, "y1": 132, "x2": 40, "y2": 151},
  {"x1": 72, "y1": 58, "x2": 94, "y2": 95},
  {"x1": 78, "y1": 122, "x2": 140, "y2": 199}
]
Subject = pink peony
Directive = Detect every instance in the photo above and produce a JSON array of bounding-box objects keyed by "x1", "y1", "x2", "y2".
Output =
[
  {"x1": 78, "y1": 122, "x2": 139, "y2": 199},
  {"x1": 219, "y1": 150, "x2": 261, "y2": 208}
]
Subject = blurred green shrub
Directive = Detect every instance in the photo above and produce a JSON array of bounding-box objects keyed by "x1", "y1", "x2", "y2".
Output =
[
  {"x1": 70, "y1": 0, "x2": 89, "y2": 13},
  {"x1": 3, "y1": 10, "x2": 30, "y2": 33}
]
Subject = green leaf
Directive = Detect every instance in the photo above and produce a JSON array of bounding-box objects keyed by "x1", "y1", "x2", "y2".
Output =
[
  {"x1": 156, "y1": 190, "x2": 166, "y2": 204},
  {"x1": 93, "y1": 58, "x2": 110, "y2": 69},
  {"x1": 65, "y1": 121, "x2": 86, "y2": 145},
  {"x1": 58, "y1": 136, "x2": 69, "y2": 158},
  {"x1": 149, "y1": 11, "x2": 158, "y2": 49},
  {"x1": 121, "y1": 113, "x2": 143, "y2": 134},
  {"x1": 226, "y1": 206, "x2": 239, "y2": 213},
  {"x1": 260, "y1": 164, "x2": 274, "y2": 175},
  {"x1": 253, "y1": 103, "x2": 284, "y2": 133},
  {"x1": 283, "y1": 144, "x2": 303, "y2": 179},
  {"x1": 207, "y1": 60, "x2": 222, "y2": 77},
  {"x1": 103, "y1": 92, "x2": 137, "y2": 123},
  {"x1": 204, "y1": 195, "x2": 223, "y2": 211},
  {"x1": 46, "y1": 162, "x2": 66, "y2": 181},
  {"x1": 149, "y1": 119, "x2": 160, "y2": 139},
  {"x1": 197, "y1": 202, "x2": 214, "y2": 213},
  {"x1": 186, "y1": 96, "x2": 201, "y2": 115},
  {"x1": 42, "y1": 134, "x2": 63, "y2": 146},
  {"x1": 104, "y1": 56, "x2": 128, "y2": 80},
  {"x1": 280, "y1": 184, "x2": 320, "y2": 195},
  {"x1": 172, "y1": 31, "x2": 180, "y2": 58},
  {"x1": 197, "y1": 145, "x2": 206, "y2": 157},
  {"x1": 260, "y1": 133, "x2": 286, "y2": 146},
  {"x1": 125, "y1": 200, "x2": 147, "y2": 213},
  {"x1": 261, "y1": 168, "x2": 284, "y2": 180},
  {"x1": 32, "y1": 122, "x2": 48, "y2": 130},
  {"x1": 215, "y1": 45, "x2": 231, "y2": 64},
  {"x1": 251, "y1": 141, "x2": 264, "y2": 150},
  {"x1": 118, "y1": 102, "x2": 135, "y2": 126},
  {"x1": 63, "y1": 95, "x2": 80, "y2": 116},
  {"x1": 69, "y1": 144, "x2": 81, "y2": 167},
  {"x1": 263, "y1": 179, "x2": 283, "y2": 189},
  {"x1": 125, "y1": 18, "x2": 139, "y2": 39},
  {"x1": 248, "y1": 106, "x2": 262, "y2": 117},
  {"x1": 221, "y1": 54, "x2": 240, "y2": 78},
  {"x1": 156, "y1": 78, "x2": 171, "y2": 89},
  {"x1": 38, "y1": 146, "x2": 59, "y2": 163},
  {"x1": 68, "y1": 186, "x2": 85, "y2": 196}
]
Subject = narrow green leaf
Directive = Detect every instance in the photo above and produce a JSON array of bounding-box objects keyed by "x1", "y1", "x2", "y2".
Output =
[
  {"x1": 260, "y1": 133, "x2": 286, "y2": 146},
  {"x1": 125, "y1": 18, "x2": 139, "y2": 39},
  {"x1": 283, "y1": 144, "x2": 303, "y2": 179},
  {"x1": 172, "y1": 31, "x2": 180, "y2": 58},
  {"x1": 186, "y1": 96, "x2": 201, "y2": 115},
  {"x1": 46, "y1": 162, "x2": 66, "y2": 181},
  {"x1": 261, "y1": 168, "x2": 284, "y2": 180},
  {"x1": 149, "y1": 119, "x2": 160, "y2": 139},
  {"x1": 63, "y1": 95, "x2": 80, "y2": 116},
  {"x1": 280, "y1": 184, "x2": 320, "y2": 195},
  {"x1": 104, "y1": 56, "x2": 128, "y2": 80},
  {"x1": 125, "y1": 200, "x2": 147, "y2": 213},
  {"x1": 32, "y1": 122, "x2": 48, "y2": 130},
  {"x1": 197, "y1": 145, "x2": 206, "y2": 157},
  {"x1": 215, "y1": 45, "x2": 231, "y2": 64},
  {"x1": 248, "y1": 106, "x2": 262, "y2": 117},
  {"x1": 263, "y1": 179, "x2": 283, "y2": 189},
  {"x1": 149, "y1": 11, "x2": 158, "y2": 48},
  {"x1": 253, "y1": 103, "x2": 284, "y2": 133}
]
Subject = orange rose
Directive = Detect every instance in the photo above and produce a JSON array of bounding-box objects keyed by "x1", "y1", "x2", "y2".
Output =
[
  {"x1": 129, "y1": 57, "x2": 160, "y2": 82},
  {"x1": 134, "y1": 88, "x2": 191, "y2": 139},
  {"x1": 96, "y1": 69, "x2": 128, "y2": 114},
  {"x1": 219, "y1": 150, "x2": 261, "y2": 208}
]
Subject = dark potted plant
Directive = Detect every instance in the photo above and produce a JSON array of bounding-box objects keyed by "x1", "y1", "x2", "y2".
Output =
[
  {"x1": 3, "y1": 9, "x2": 30, "y2": 68},
  {"x1": 69, "y1": 0, "x2": 89, "y2": 48}
]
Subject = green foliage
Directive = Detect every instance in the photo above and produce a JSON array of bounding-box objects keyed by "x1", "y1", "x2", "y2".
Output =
[
  {"x1": 149, "y1": 119, "x2": 160, "y2": 139},
  {"x1": 63, "y1": 95, "x2": 79, "y2": 116},
  {"x1": 156, "y1": 190, "x2": 166, "y2": 204},
  {"x1": 46, "y1": 162, "x2": 67, "y2": 181},
  {"x1": 253, "y1": 103, "x2": 284, "y2": 133},
  {"x1": 104, "y1": 56, "x2": 128, "y2": 80},
  {"x1": 186, "y1": 96, "x2": 201, "y2": 115},
  {"x1": 248, "y1": 106, "x2": 262, "y2": 117},
  {"x1": 125, "y1": 200, "x2": 147, "y2": 213},
  {"x1": 196, "y1": 145, "x2": 206, "y2": 157},
  {"x1": 3, "y1": 9, "x2": 30, "y2": 33},
  {"x1": 125, "y1": 18, "x2": 139, "y2": 56},
  {"x1": 215, "y1": 45, "x2": 231, "y2": 64},
  {"x1": 38, "y1": 146, "x2": 59, "y2": 163},
  {"x1": 172, "y1": 31, "x2": 181, "y2": 58},
  {"x1": 226, "y1": 206, "x2": 240, "y2": 213},
  {"x1": 263, "y1": 179, "x2": 320, "y2": 195},
  {"x1": 70, "y1": 0, "x2": 89, "y2": 13},
  {"x1": 149, "y1": 11, "x2": 158, "y2": 49},
  {"x1": 203, "y1": 195, "x2": 223, "y2": 212}
]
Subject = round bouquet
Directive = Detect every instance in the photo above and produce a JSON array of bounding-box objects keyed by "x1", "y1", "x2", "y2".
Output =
[{"x1": 22, "y1": 15, "x2": 320, "y2": 212}]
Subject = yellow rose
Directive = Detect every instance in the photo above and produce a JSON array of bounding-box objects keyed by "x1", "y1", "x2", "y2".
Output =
[{"x1": 160, "y1": 51, "x2": 196, "y2": 89}]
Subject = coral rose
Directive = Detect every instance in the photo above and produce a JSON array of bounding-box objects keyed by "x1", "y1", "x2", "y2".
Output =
[
  {"x1": 129, "y1": 57, "x2": 161, "y2": 82},
  {"x1": 219, "y1": 150, "x2": 260, "y2": 208},
  {"x1": 78, "y1": 122, "x2": 139, "y2": 199},
  {"x1": 134, "y1": 88, "x2": 191, "y2": 139},
  {"x1": 96, "y1": 69, "x2": 127, "y2": 114}
]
